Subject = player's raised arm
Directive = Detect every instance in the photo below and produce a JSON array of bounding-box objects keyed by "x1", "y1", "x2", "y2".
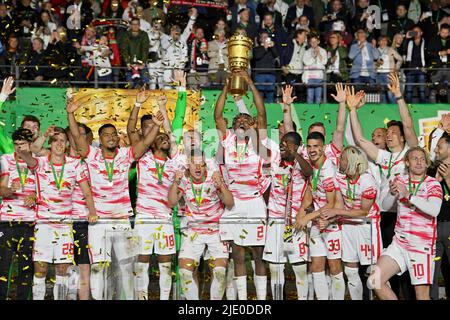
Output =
[
  {"x1": 0, "y1": 77, "x2": 16, "y2": 154},
  {"x1": 212, "y1": 171, "x2": 234, "y2": 209},
  {"x1": 16, "y1": 149, "x2": 38, "y2": 171},
  {"x1": 330, "y1": 83, "x2": 347, "y2": 150},
  {"x1": 128, "y1": 85, "x2": 151, "y2": 145},
  {"x1": 171, "y1": 69, "x2": 188, "y2": 144},
  {"x1": 30, "y1": 125, "x2": 55, "y2": 156},
  {"x1": 66, "y1": 98, "x2": 90, "y2": 158},
  {"x1": 388, "y1": 73, "x2": 418, "y2": 147},
  {"x1": 347, "y1": 87, "x2": 379, "y2": 162},
  {"x1": 214, "y1": 77, "x2": 229, "y2": 137},
  {"x1": 241, "y1": 71, "x2": 267, "y2": 138},
  {"x1": 168, "y1": 170, "x2": 185, "y2": 208},
  {"x1": 281, "y1": 85, "x2": 296, "y2": 134},
  {"x1": 132, "y1": 111, "x2": 164, "y2": 159}
]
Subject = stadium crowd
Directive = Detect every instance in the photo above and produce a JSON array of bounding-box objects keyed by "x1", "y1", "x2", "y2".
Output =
[{"x1": 0, "y1": 0, "x2": 449, "y2": 103}]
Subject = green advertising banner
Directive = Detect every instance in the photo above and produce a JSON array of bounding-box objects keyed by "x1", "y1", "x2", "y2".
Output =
[{"x1": 1, "y1": 88, "x2": 449, "y2": 157}]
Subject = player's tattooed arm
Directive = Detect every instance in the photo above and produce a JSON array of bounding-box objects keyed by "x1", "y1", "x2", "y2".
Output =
[
  {"x1": 168, "y1": 170, "x2": 185, "y2": 208},
  {"x1": 389, "y1": 73, "x2": 418, "y2": 148},
  {"x1": 281, "y1": 85, "x2": 296, "y2": 134},
  {"x1": 0, "y1": 174, "x2": 18, "y2": 198},
  {"x1": 294, "y1": 186, "x2": 313, "y2": 230},
  {"x1": 214, "y1": 77, "x2": 229, "y2": 137},
  {"x1": 321, "y1": 191, "x2": 373, "y2": 219},
  {"x1": 213, "y1": 171, "x2": 234, "y2": 209},
  {"x1": 79, "y1": 180, "x2": 98, "y2": 223},
  {"x1": 66, "y1": 98, "x2": 90, "y2": 158},
  {"x1": 132, "y1": 111, "x2": 164, "y2": 159}
]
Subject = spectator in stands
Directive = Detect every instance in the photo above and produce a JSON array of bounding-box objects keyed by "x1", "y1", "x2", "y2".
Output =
[
  {"x1": 387, "y1": 4, "x2": 415, "y2": 39},
  {"x1": 90, "y1": 0, "x2": 102, "y2": 17},
  {"x1": 41, "y1": 2, "x2": 62, "y2": 27},
  {"x1": 257, "y1": 0, "x2": 283, "y2": 28},
  {"x1": 160, "y1": 7, "x2": 197, "y2": 88},
  {"x1": 309, "y1": 0, "x2": 326, "y2": 30},
  {"x1": 0, "y1": 3, "x2": 17, "y2": 45},
  {"x1": 296, "y1": 15, "x2": 311, "y2": 32},
  {"x1": 275, "y1": 0, "x2": 289, "y2": 25},
  {"x1": 348, "y1": 29, "x2": 379, "y2": 85},
  {"x1": 323, "y1": 20, "x2": 353, "y2": 47},
  {"x1": 215, "y1": 17, "x2": 231, "y2": 38},
  {"x1": 106, "y1": 26, "x2": 121, "y2": 86},
  {"x1": 81, "y1": 35, "x2": 113, "y2": 86},
  {"x1": 319, "y1": 0, "x2": 349, "y2": 33},
  {"x1": 253, "y1": 31, "x2": 280, "y2": 103},
  {"x1": 188, "y1": 26, "x2": 210, "y2": 89},
  {"x1": 74, "y1": 26, "x2": 97, "y2": 82},
  {"x1": 302, "y1": 33, "x2": 327, "y2": 104},
  {"x1": 403, "y1": 25, "x2": 427, "y2": 103},
  {"x1": 376, "y1": 35, "x2": 404, "y2": 103},
  {"x1": 142, "y1": 0, "x2": 166, "y2": 26},
  {"x1": 136, "y1": 5, "x2": 152, "y2": 33},
  {"x1": 351, "y1": 0, "x2": 370, "y2": 33},
  {"x1": 0, "y1": 34, "x2": 23, "y2": 78},
  {"x1": 392, "y1": 32, "x2": 406, "y2": 56},
  {"x1": 406, "y1": 0, "x2": 428, "y2": 25},
  {"x1": 229, "y1": 0, "x2": 256, "y2": 27},
  {"x1": 103, "y1": 0, "x2": 124, "y2": 19},
  {"x1": 427, "y1": 23, "x2": 450, "y2": 103},
  {"x1": 419, "y1": 0, "x2": 449, "y2": 42},
  {"x1": 208, "y1": 28, "x2": 228, "y2": 86},
  {"x1": 122, "y1": 0, "x2": 140, "y2": 21},
  {"x1": 147, "y1": 19, "x2": 164, "y2": 89},
  {"x1": 260, "y1": 12, "x2": 289, "y2": 66},
  {"x1": 43, "y1": 27, "x2": 79, "y2": 82},
  {"x1": 285, "y1": 0, "x2": 315, "y2": 34},
  {"x1": 25, "y1": 37, "x2": 46, "y2": 83},
  {"x1": 119, "y1": 17, "x2": 150, "y2": 88},
  {"x1": 64, "y1": 0, "x2": 94, "y2": 42},
  {"x1": 282, "y1": 29, "x2": 307, "y2": 101},
  {"x1": 33, "y1": 10, "x2": 58, "y2": 49},
  {"x1": 232, "y1": 8, "x2": 257, "y2": 41},
  {"x1": 326, "y1": 31, "x2": 349, "y2": 84},
  {"x1": 16, "y1": 0, "x2": 37, "y2": 48}
]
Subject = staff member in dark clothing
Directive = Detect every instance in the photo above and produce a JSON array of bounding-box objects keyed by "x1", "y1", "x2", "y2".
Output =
[{"x1": 430, "y1": 132, "x2": 450, "y2": 300}]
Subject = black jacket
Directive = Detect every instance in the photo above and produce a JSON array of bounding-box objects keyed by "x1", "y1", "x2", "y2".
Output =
[
  {"x1": 253, "y1": 46, "x2": 279, "y2": 75},
  {"x1": 427, "y1": 35, "x2": 450, "y2": 69},
  {"x1": 284, "y1": 5, "x2": 315, "y2": 32}
]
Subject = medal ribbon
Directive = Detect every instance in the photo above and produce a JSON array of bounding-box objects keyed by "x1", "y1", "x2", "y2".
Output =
[
  {"x1": 443, "y1": 183, "x2": 449, "y2": 202},
  {"x1": 50, "y1": 157, "x2": 65, "y2": 191},
  {"x1": 189, "y1": 176, "x2": 204, "y2": 207},
  {"x1": 155, "y1": 160, "x2": 166, "y2": 184},
  {"x1": 346, "y1": 177, "x2": 357, "y2": 203},
  {"x1": 15, "y1": 155, "x2": 28, "y2": 188},
  {"x1": 235, "y1": 140, "x2": 248, "y2": 163},
  {"x1": 408, "y1": 176, "x2": 425, "y2": 197},
  {"x1": 311, "y1": 162, "x2": 323, "y2": 192},
  {"x1": 102, "y1": 153, "x2": 115, "y2": 184}
]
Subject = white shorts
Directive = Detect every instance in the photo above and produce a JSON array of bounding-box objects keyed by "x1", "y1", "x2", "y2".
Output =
[
  {"x1": 219, "y1": 197, "x2": 267, "y2": 246},
  {"x1": 263, "y1": 218, "x2": 308, "y2": 264},
  {"x1": 381, "y1": 239, "x2": 435, "y2": 285},
  {"x1": 88, "y1": 219, "x2": 136, "y2": 264},
  {"x1": 342, "y1": 221, "x2": 382, "y2": 265},
  {"x1": 33, "y1": 223, "x2": 74, "y2": 264},
  {"x1": 179, "y1": 229, "x2": 229, "y2": 262},
  {"x1": 134, "y1": 215, "x2": 176, "y2": 256},
  {"x1": 309, "y1": 224, "x2": 342, "y2": 260}
]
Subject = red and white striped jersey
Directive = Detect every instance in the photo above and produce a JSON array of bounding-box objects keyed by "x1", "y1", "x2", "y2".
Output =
[
  {"x1": 376, "y1": 147, "x2": 408, "y2": 179},
  {"x1": 71, "y1": 160, "x2": 90, "y2": 220},
  {"x1": 0, "y1": 153, "x2": 36, "y2": 221},
  {"x1": 83, "y1": 146, "x2": 134, "y2": 219},
  {"x1": 334, "y1": 171, "x2": 380, "y2": 224},
  {"x1": 33, "y1": 155, "x2": 86, "y2": 220},
  {"x1": 177, "y1": 170, "x2": 224, "y2": 235},
  {"x1": 394, "y1": 175, "x2": 442, "y2": 255},
  {"x1": 267, "y1": 144, "x2": 308, "y2": 219},
  {"x1": 136, "y1": 150, "x2": 177, "y2": 218},
  {"x1": 221, "y1": 130, "x2": 266, "y2": 201},
  {"x1": 171, "y1": 150, "x2": 219, "y2": 172}
]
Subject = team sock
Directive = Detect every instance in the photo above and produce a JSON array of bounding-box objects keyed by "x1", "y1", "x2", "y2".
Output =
[
  {"x1": 307, "y1": 272, "x2": 314, "y2": 300},
  {"x1": 235, "y1": 275, "x2": 247, "y2": 300},
  {"x1": 254, "y1": 275, "x2": 267, "y2": 300},
  {"x1": 210, "y1": 267, "x2": 226, "y2": 300},
  {"x1": 134, "y1": 262, "x2": 149, "y2": 300},
  {"x1": 33, "y1": 276, "x2": 46, "y2": 300},
  {"x1": 53, "y1": 275, "x2": 68, "y2": 300},
  {"x1": 312, "y1": 271, "x2": 329, "y2": 300},
  {"x1": 118, "y1": 261, "x2": 134, "y2": 300},
  {"x1": 180, "y1": 269, "x2": 198, "y2": 300},
  {"x1": 269, "y1": 263, "x2": 285, "y2": 300},
  {"x1": 345, "y1": 266, "x2": 363, "y2": 300},
  {"x1": 90, "y1": 263, "x2": 105, "y2": 300},
  {"x1": 331, "y1": 272, "x2": 345, "y2": 300},
  {"x1": 226, "y1": 260, "x2": 237, "y2": 300},
  {"x1": 292, "y1": 264, "x2": 308, "y2": 300},
  {"x1": 158, "y1": 262, "x2": 172, "y2": 300}
]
